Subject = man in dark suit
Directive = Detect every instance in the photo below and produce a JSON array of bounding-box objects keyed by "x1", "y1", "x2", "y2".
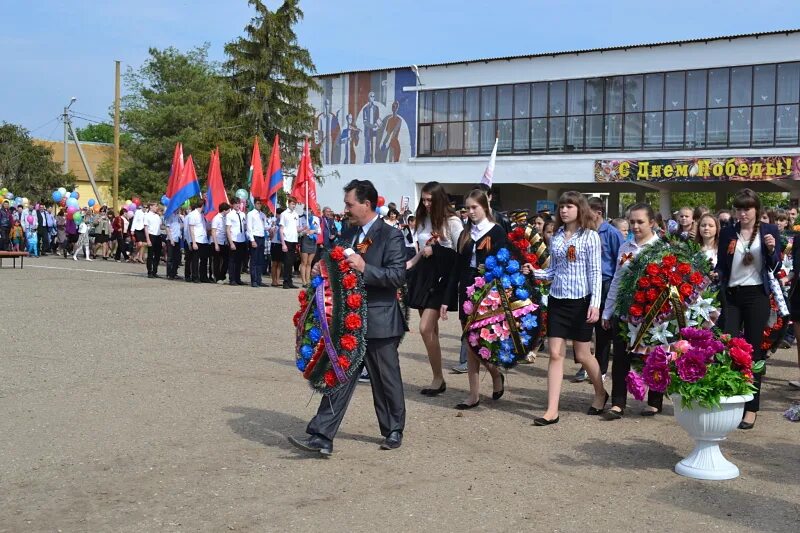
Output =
[{"x1": 289, "y1": 179, "x2": 407, "y2": 456}]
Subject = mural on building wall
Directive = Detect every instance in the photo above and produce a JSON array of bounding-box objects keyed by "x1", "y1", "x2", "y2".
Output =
[{"x1": 311, "y1": 69, "x2": 416, "y2": 165}]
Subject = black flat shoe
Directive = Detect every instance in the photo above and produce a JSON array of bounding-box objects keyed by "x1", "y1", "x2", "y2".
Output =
[
  {"x1": 587, "y1": 392, "x2": 610, "y2": 415},
  {"x1": 640, "y1": 407, "x2": 662, "y2": 417},
  {"x1": 602, "y1": 408, "x2": 624, "y2": 420},
  {"x1": 288, "y1": 435, "x2": 333, "y2": 456},
  {"x1": 380, "y1": 430, "x2": 403, "y2": 450},
  {"x1": 492, "y1": 374, "x2": 505, "y2": 401},
  {"x1": 532, "y1": 416, "x2": 559, "y2": 426},
  {"x1": 420, "y1": 382, "x2": 446, "y2": 396},
  {"x1": 455, "y1": 400, "x2": 480, "y2": 410}
]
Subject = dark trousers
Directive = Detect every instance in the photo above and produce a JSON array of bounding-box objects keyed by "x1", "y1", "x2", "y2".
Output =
[
  {"x1": 115, "y1": 234, "x2": 129, "y2": 261},
  {"x1": 0, "y1": 227, "x2": 9, "y2": 251},
  {"x1": 722, "y1": 285, "x2": 770, "y2": 412},
  {"x1": 591, "y1": 279, "x2": 617, "y2": 375},
  {"x1": 307, "y1": 336, "x2": 405, "y2": 442},
  {"x1": 146, "y1": 235, "x2": 162, "y2": 275},
  {"x1": 228, "y1": 241, "x2": 247, "y2": 283},
  {"x1": 213, "y1": 244, "x2": 229, "y2": 282},
  {"x1": 166, "y1": 240, "x2": 181, "y2": 278},
  {"x1": 184, "y1": 246, "x2": 194, "y2": 280},
  {"x1": 609, "y1": 333, "x2": 663, "y2": 410},
  {"x1": 283, "y1": 241, "x2": 297, "y2": 285},
  {"x1": 250, "y1": 236, "x2": 265, "y2": 285},
  {"x1": 38, "y1": 229, "x2": 49, "y2": 254},
  {"x1": 196, "y1": 243, "x2": 210, "y2": 281}
]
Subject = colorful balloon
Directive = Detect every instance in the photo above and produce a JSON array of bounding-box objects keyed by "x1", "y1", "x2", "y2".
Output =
[
  {"x1": 235, "y1": 189, "x2": 248, "y2": 200},
  {"x1": 72, "y1": 212, "x2": 82, "y2": 223},
  {"x1": 376, "y1": 196, "x2": 385, "y2": 207},
  {"x1": 58, "y1": 187, "x2": 67, "y2": 196},
  {"x1": 66, "y1": 206, "x2": 78, "y2": 216},
  {"x1": 132, "y1": 196, "x2": 141, "y2": 206},
  {"x1": 66, "y1": 197, "x2": 79, "y2": 208},
  {"x1": 126, "y1": 203, "x2": 136, "y2": 212},
  {"x1": 93, "y1": 203, "x2": 101, "y2": 213},
  {"x1": 88, "y1": 198, "x2": 96, "y2": 207},
  {"x1": 161, "y1": 195, "x2": 170, "y2": 206},
  {"x1": 70, "y1": 191, "x2": 79, "y2": 199},
  {"x1": 52, "y1": 190, "x2": 63, "y2": 202},
  {"x1": 182, "y1": 199, "x2": 191, "y2": 210},
  {"x1": 26, "y1": 215, "x2": 34, "y2": 224}
]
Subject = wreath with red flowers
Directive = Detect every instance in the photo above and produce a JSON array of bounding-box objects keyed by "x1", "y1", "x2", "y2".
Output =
[
  {"x1": 761, "y1": 295, "x2": 789, "y2": 352},
  {"x1": 506, "y1": 224, "x2": 550, "y2": 346},
  {"x1": 293, "y1": 246, "x2": 368, "y2": 394}
]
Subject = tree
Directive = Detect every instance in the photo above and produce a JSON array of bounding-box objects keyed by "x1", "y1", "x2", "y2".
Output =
[
  {"x1": 224, "y1": 0, "x2": 319, "y2": 170},
  {"x1": 76, "y1": 123, "x2": 115, "y2": 144},
  {"x1": 120, "y1": 45, "x2": 244, "y2": 200},
  {"x1": 0, "y1": 122, "x2": 76, "y2": 202}
]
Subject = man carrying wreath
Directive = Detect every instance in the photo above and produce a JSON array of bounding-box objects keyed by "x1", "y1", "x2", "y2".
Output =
[{"x1": 289, "y1": 179, "x2": 408, "y2": 455}]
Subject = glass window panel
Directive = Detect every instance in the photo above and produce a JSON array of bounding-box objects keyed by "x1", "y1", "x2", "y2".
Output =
[
  {"x1": 585, "y1": 115, "x2": 603, "y2": 150},
  {"x1": 464, "y1": 121, "x2": 480, "y2": 154},
  {"x1": 514, "y1": 84, "x2": 530, "y2": 118},
  {"x1": 664, "y1": 111, "x2": 684, "y2": 148},
  {"x1": 549, "y1": 81, "x2": 566, "y2": 116},
  {"x1": 776, "y1": 104, "x2": 799, "y2": 145},
  {"x1": 731, "y1": 66, "x2": 752, "y2": 106},
  {"x1": 420, "y1": 92, "x2": 433, "y2": 123},
  {"x1": 447, "y1": 122, "x2": 463, "y2": 154},
  {"x1": 513, "y1": 119, "x2": 530, "y2": 152},
  {"x1": 585, "y1": 78, "x2": 604, "y2": 114},
  {"x1": 686, "y1": 70, "x2": 707, "y2": 109},
  {"x1": 548, "y1": 117, "x2": 565, "y2": 151},
  {"x1": 531, "y1": 118, "x2": 547, "y2": 152},
  {"x1": 497, "y1": 85, "x2": 513, "y2": 120},
  {"x1": 644, "y1": 112, "x2": 663, "y2": 149},
  {"x1": 433, "y1": 90, "x2": 448, "y2": 122},
  {"x1": 752, "y1": 106, "x2": 775, "y2": 146},
  {"x1": 625, "y1": 75, "x2": 643, "y2": 112},
  {"x1": 624, "y1": 113, "x2": 642, "y2": 149},
  {"x1": 729, "y1": 107, "x2": 751, "y2": 147},
  {"x1": 777, "y1": 63, "x2": 800, "y2": 104},
  {"x1": 706, "y1": 108, "x2": 728, "y2": 147},
  {"x1": 449, "y1": 88, "x2": 464, "y2": 121},
  {"x1": 465, "y1": 88, "x2": 480, "y2": 121},
  {"x1": 531, "y1": 82, "x2": 548, "y2": 117},
  {"x1": 665, "y1": 72, "x2": 685, "y2": 110},
  {"x1": 606, "y1": 77, "x2": 624, "y2": 113},
  {"x1": 480, "y1": 120, "x2": 496, "y2": 153},
  {"x1": 566, "y1": 116, "x2": 584, "y2": 151},
  {"x1": 754, "y1": 64, "x2": 776, "y2": 105},
  {"x1": 498, "y1": 119, "x2": 513, "y2": 153},
  {"x1": 567, "y1": 79, "x2": 584, "y2": 116},
  {"x1": 707, "y1": 68, "x2": 729, "y2": 108},
  {"x1": 645, "y1": 73, "x2": 664, "y2": 111},
  {"x1": 604, "y1": 114, "x2": 622, "y2": 150},
  {"x1": 685, "y1": 110, "x2": 706, "y2": 148},
  {"x1": 418, "y1": 125, "x2": 431, "y2": 155},
  {"x1": 481, "y1": 86, "x2": 496, "y2": 119},
  {"x1": 432, "y1": 123, "x2": 447, "y2": 155}
]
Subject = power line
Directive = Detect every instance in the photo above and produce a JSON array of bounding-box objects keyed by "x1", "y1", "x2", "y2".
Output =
[{"x1": 27, "y1": 116, "x2": 61, "y2": 134}]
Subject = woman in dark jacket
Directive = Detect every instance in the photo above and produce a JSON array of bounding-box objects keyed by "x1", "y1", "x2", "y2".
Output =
[
  {"x1": 716, "y1": 188, "x2": 781, "y2": 430},
  {"x1": 442, "y1": 188, "x2": 507, "y2": 410}
]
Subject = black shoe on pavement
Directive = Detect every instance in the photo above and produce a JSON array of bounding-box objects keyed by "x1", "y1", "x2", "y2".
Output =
[
  {"x1": 288, "y1": 435, "x2": 333, "y2": 456},
  {"x1": 380, "y1": 431, "x2": 403, "y2": 450}
]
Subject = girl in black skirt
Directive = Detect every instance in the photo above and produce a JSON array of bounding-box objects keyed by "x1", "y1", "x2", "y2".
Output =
[
  {"x1": 442, "y1": 189, "x2": 507, "y2": 409},
  {"x1": 405, "y1": 182, "x2": 463, "y2": 395},
  {"x1": 524, "y1": 191, "x2": 607, "y2": 426}
]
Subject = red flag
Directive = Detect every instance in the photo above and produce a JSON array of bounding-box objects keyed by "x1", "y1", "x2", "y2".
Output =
[
  {"x1": 290, "y1": 139, "x2": 319, "y2": 216},
  {"x1": 265, "y1": 134, "x2": 283, "y2": 214},
  {"x1": 203, "y1": 149, "x2": 229, "y2": 221},
  {"x1": 248, "y1": 136, "x2": 267, "y2": 203},
  {"x1": 166, "y1": 142, "x2": 184, "y2": 198}
]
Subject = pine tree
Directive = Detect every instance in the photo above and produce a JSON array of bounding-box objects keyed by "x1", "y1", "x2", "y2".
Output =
[{"x1": 224, "y1": 0, "x2": 319, "y2": 168}]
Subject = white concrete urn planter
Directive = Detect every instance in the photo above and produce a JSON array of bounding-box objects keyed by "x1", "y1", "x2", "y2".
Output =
[{"x1": 671, "y1": 394, "x2": 753, "y2": 480}]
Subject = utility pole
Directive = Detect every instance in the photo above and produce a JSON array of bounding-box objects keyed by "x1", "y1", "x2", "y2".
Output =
[
  {"x1": 62, "y1": 97, "x2": 76, "y2": 174},
  {"x1": 113, "y1": 60, "x2": 121, "y2": 212}
]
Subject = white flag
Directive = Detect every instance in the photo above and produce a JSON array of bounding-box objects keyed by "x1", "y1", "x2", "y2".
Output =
[{"x1": 480, "y1": 138, "x2": 498, "y2": 186}]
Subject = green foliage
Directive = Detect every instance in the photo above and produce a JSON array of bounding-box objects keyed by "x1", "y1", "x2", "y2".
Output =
[
  {"x1": 120, "y1": 44, "x2": 245, "y2": 200},
  {"x1": 76, "y1": 123, "x2": 113, "y2": 144},
  {"x1": 224, "y1": 0, "x2": 319, "y2": 170},
  {"x1": 668, "y1": 357, "x2": 757, "y2": 409},
  {"x1": 0, "y1": 122, "x2": 76, "y2": 201}
]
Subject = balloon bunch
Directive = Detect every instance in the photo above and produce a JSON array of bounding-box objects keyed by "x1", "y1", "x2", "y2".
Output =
[{"x1": 0, "y1": 187, "x2": 23, "y2": 207}]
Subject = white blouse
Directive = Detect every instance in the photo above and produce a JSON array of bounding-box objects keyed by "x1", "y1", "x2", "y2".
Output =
[
  {"x1": 729, "y1": 232, "x2": 762, "y2": 287},
  {"x1": 415, "y1": 215, "x2": 463, "y2": 250}
]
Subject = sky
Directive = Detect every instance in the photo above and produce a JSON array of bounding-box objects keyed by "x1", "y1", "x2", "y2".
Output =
[{"x1": 2, "y1": 0, "x2": 800, "y2": 139}]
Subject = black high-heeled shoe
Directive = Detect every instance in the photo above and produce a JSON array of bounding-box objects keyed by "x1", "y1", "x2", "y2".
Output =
[
  {"x1": 492, "y1": 374, "x2": 505, "y2": 401},
  {"x1": 455, "y1": 400, "x2": 480, "y2": 410},
  {"x1": 738, "y1": 413, "x2": 757, "y2": 430},
  {"x1": 532, "y1": 416, "x2": 559, "y2": 426}
]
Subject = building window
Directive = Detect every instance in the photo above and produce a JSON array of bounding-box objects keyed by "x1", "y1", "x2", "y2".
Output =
[{"x1": 417, "y1": 61, "x2": 800, "y2": 157}]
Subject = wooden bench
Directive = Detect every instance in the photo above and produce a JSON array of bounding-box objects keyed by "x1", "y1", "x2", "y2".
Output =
[{"x1": 0, "y1": 251, "x2": 29, "y2": 268}]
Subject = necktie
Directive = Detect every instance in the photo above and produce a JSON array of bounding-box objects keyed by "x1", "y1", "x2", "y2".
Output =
[{"x1": 237, "y1": 213, "x2": 243, "y2": 240}]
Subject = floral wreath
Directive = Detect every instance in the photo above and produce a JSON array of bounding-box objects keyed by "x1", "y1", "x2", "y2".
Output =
[
  {"x1": 462, "y1": 237, "x2": 543, "y2": 367},
  {"x1": 506, "y1": 225, "x2": 550, "y2": 345},
  {"x1": 615, "y1": 240, "x2": 718, "y2": 349},
  {"x1": 293, "y1": 246, "x2": 368, "y2": 395}
]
